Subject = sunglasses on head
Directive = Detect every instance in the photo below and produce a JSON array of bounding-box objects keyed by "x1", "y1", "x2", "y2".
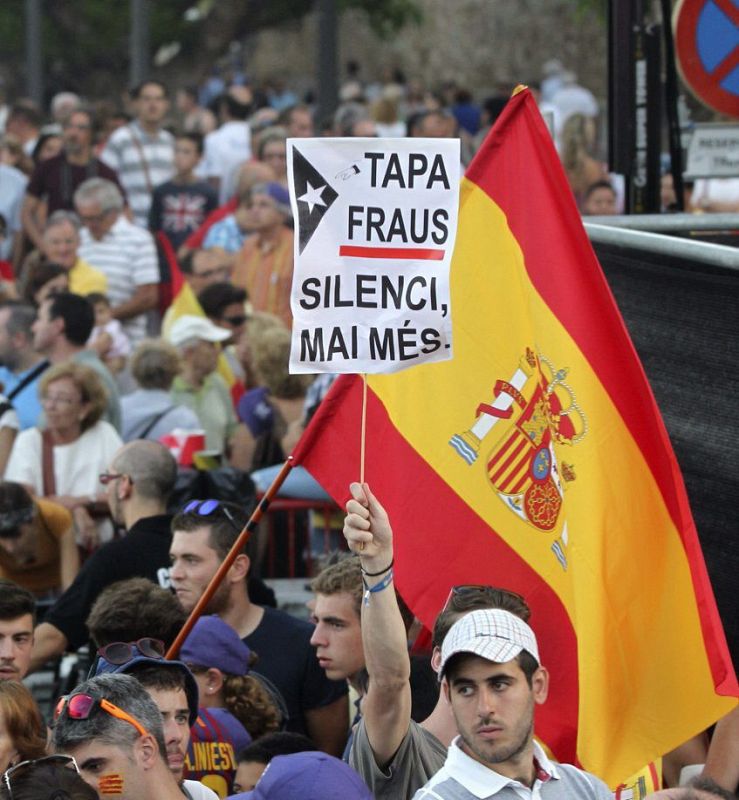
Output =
[
  {"x1": 97, "y1": 637, "x2": 165, "y2": 665},
  {"x1": 183, "y1": 499, "x2": 239, "y2": 531},
  {"x1": 54, "y1": 693, "x2": 150, "y2": 739},
  {"x1": 4, "y1": 756, "x2": 79, "y2": 800}
]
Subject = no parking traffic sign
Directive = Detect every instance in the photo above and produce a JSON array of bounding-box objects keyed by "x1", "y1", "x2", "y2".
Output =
[{"x1": 674, "y1": 0, "x2": 739, "y2": 117}]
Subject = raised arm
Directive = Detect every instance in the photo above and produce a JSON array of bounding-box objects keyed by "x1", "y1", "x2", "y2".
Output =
[{"x1": 344, "y1": 481, "x2": 412, "y2": 766}]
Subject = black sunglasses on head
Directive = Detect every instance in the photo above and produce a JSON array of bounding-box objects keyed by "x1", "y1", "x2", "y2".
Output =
[{"x1": 97, "y1": 637, "x2": 165, "y2": 665}]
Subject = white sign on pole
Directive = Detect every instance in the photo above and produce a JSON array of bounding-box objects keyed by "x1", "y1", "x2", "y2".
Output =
[
  {"x1": 685, "y1": 123, "x2": 739, "y2": 179},
  {"x1": 287, "y1": 138, "x2": 460, "y2": 374}
]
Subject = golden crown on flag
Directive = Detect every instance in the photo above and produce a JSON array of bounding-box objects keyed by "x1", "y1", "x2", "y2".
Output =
[{"x1": 449, "y1": 348, "x2": 587, "y2": 538}]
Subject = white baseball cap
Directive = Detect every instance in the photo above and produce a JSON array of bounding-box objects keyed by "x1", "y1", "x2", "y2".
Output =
[
  {"x1": 168, "y1": 315, "x2": 231, "y2": 348},
  {"x1": 439, "y1": 608, "x2": 540, "y2": 678}
]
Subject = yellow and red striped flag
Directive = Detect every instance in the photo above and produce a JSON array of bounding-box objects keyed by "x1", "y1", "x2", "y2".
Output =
[{"x1": 293, "y1": 88, "x2": 737, "y2": 786}]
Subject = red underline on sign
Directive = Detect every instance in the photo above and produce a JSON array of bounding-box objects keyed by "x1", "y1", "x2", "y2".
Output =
[{"x1": 338, "y1": 245, "x2": 445, "y2": 260}]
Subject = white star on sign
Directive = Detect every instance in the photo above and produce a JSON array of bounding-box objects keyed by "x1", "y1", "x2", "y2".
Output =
[{"x1": 298, "y1": 181, "x2": 327, "y2": 214}]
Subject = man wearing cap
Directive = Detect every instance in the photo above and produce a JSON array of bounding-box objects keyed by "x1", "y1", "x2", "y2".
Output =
[
  {"x1": 235, "y1": 751, "x2": 372, "y2": 800},
  {"x1": 343, "y1": 482, "x2": 554, "y2": 800},
  {"x1": 167, "y1": 314, "x2": 249, "y2": 466},
  {"x1": 413, "y1": 608, "x2": 611, "y2": 799},
  {"x1": 93, "y1": 639, "x2": 217, "y2": 800},
  {"x1": 232, "y1": 182, "x2": 293, "y2": 328}
]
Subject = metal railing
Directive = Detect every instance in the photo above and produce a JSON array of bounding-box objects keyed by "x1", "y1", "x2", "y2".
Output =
[
  {"x1": 584, "y1": 212, "x2": 739, "y2": 233},
  {"x1": 260, "y1": 496, "x2": 344, "y2": 578},
  {"x1": 585, "y1": 220, "x2": 739, "y2": 272}
]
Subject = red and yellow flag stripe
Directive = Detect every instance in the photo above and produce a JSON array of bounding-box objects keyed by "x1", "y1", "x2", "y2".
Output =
[{"x1": 295, "y1": 88, "x2": 737, "y2": 786}]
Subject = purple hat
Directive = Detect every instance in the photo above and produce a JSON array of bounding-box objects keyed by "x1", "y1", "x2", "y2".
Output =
[
  {"x1": 252, "y1": 181, "x2": 291, "y2": 219},
  {"x1": 240, "y1": 752, "x2": 372, "y2": 800},
  {"x1": 180, "y1": 615, "x2": 252, "y2": 676}
]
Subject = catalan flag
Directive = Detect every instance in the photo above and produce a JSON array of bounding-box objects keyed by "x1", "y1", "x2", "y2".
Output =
[
  {"x1": 98, "y1": 773, "x2": 124, "y2": 795},
  {"x1": 293, "y1": 88, "x2": 738, "y2": 786}
]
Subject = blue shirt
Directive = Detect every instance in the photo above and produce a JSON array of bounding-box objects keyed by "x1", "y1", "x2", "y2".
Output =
[
  {"x1": 0, "y1": 363, "x2": 47, "y2": 430},
  {"x1": 202, "y1": 214, "x2": 249, "y2": 254}
]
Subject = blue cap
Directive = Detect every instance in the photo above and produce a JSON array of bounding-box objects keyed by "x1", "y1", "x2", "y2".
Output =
[
  {"x1": 237, "y1": 752, "x2": 372, "y2": 800},
  {"x1": 93, "y1": 650, "x2": 199, "y2": 727}
]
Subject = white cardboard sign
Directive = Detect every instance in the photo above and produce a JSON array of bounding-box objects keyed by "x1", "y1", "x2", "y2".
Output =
[{"x1": 287, "y1": 138, "x2": 460, "y2": 374}]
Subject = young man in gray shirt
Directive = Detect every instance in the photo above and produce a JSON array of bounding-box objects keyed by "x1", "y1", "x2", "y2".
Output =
[{"x1": 344, "y1": 483, "x2": 546, "y2": 800}]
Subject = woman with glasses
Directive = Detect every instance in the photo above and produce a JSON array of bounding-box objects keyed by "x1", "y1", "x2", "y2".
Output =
[
  {"x1": 0, "y1": 682, "x2": 47, "y2": 776},
  {"x1": 4, "y1": 363, "x2": 122, "y2": 550}
]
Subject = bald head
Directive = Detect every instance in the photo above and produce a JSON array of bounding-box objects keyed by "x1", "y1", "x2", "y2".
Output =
[{"x1": 112, "y1": 440, "x2": 177, "y2": 502}]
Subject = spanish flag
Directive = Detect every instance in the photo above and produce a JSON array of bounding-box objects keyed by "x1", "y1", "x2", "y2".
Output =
[{"x1": 292, "y1": 88, "x2": 737, "y2": 786}]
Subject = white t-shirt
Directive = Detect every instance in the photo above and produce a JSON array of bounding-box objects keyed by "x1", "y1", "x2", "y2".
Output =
[
  {"x1": 199, "y1": 121, "x2": 251, "y2": 204},
  {"x1": 692, "y1": 178, "x2": 739, "y2": 210},
  {"x1": 182, "y1": 780, "x2": 219, "y2": 800},
  {"x1": 0, "y1": 164, "x2": 27, "y2": 261},
  {"x1": 0, "y1": 395, "x2": 19, "y2": 430},
  {"x1": 5, "y1": 421, "x2": 123, "y2": 543}
]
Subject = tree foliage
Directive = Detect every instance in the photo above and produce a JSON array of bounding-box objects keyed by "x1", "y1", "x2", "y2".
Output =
[{"x1": 0, "y1": 0, "x2": 421, "y2": 98}]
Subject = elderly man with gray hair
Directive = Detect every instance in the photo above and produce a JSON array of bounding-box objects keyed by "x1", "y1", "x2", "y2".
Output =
[
  {"x1": 52, "y1": 673, "x2": 186, "y2": 800},
  {"x1": 75, "y1": 177, "x2": 159, "y2": 344},
  {"x1": 19, "y1": 210, "x2": 107, "y2": 299}
]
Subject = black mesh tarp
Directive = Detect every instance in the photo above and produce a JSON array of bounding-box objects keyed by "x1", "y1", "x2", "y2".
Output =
[{"x1": 594, "y1": 240, "x2": 738, "y2": 669}]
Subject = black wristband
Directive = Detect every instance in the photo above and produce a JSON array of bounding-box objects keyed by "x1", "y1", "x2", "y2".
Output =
[{"x1": 361, "y1": 558, "x2": 394, "y2": 577}]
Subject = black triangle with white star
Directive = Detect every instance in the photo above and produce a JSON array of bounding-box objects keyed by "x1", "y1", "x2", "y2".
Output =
[{"x1": 292, "y1": 147, "x2": 339, "y2": 254}]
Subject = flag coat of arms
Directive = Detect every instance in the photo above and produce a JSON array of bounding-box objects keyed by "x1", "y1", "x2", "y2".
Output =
[{"x1": 293, "y1": 88, "x2": 737, "y2": 786}]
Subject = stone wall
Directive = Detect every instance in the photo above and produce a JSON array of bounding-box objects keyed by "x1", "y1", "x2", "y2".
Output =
[{"x1": 242, "y1": 0, "x2": 608, "y2": 103}]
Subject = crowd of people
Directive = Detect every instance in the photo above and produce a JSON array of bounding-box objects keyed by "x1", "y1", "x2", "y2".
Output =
[
  {"x1": 0, "y1": 479, "x2": 735, "y2": 800},
  {"x1": 0, "y1": 61, "x2": 735, "y2": 800}
]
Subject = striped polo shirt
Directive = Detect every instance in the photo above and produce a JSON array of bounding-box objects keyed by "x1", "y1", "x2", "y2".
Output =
[
  {"x1": 101, "y1": 121, "x2": 174, "y2": 227},
  {"x1": 78, "y1": 215, "x2": 159, "y2": 344},
  {"x1": 413, "y1": 739, "x2": 612, "y2": 800}
]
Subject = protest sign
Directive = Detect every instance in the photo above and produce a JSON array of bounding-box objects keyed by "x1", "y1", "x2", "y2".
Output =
[{"x1": 287, "y1": 138, "x2": 460, "y2": 374}]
